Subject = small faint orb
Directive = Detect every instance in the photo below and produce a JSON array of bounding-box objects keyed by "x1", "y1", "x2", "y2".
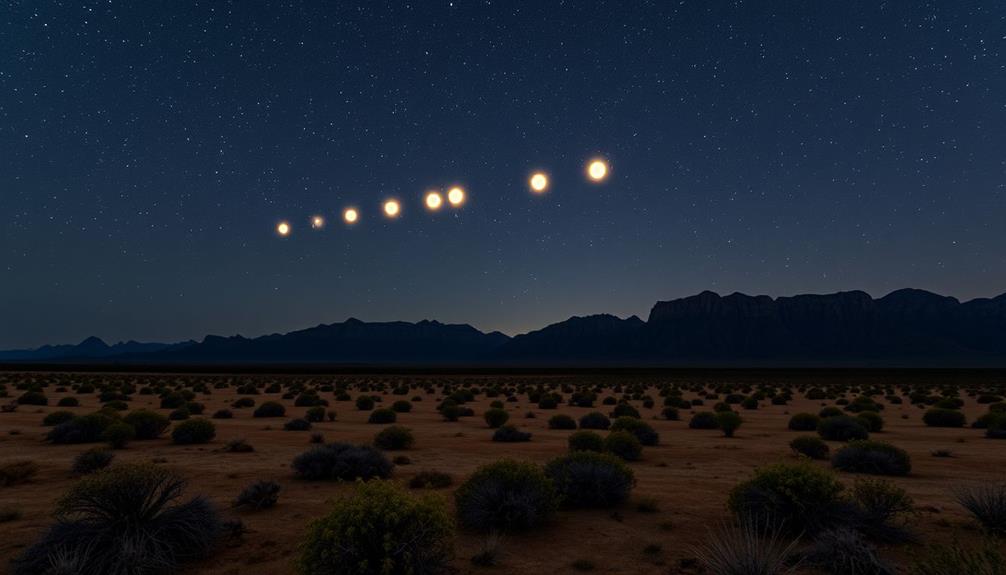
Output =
[
  {"x1": 310, "y1": 215, "x2": 325, "y2": 229},
  {"x1": 587, "y1": 158, "x2": 609, "y2": 182},
  {"x1": 425, "y1": 191, "x2": 443, "y2": 211},
  {"x1": 343, "y1": 208, "x2": 359, "y2": 224},
  {"x1": 529, "y1": 172, "x2": 549, "y2": 193},
  {"x1": 383, "y1": 199, "x2": 401, "y2": 218},
  {"x1": 276, "y1": 221, "x2": 291, "y2": 237},
  {"x1": 447, "y1": 186, "x2": 465, "y2": 206}
]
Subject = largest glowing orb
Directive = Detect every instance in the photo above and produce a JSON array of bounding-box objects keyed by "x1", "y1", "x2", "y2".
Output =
[
  {"x1": 343, "y1": 208, "x2": 359, "y2": 224},
  {"x1": 383, "y1": 199, "x2": 401, "y2": 218},
  {"x1": 530, "y1": 172, "x2": 549, "y2": 193},
  {"x1": 587, "y1": 159, "x2": 609, "y2": 182},
  {"x1": 447, "y1": 186, "x2": 465, "y2": 206},
  {"x1": 425, "y1": 191, "x2": 443, "y2": 211},
  {"x1": 276, "y1": 221, "x2": 291, "y2": 236}
]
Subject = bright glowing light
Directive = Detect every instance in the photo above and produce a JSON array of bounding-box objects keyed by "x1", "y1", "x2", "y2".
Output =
[
  {"x1": 310, "y1": 215, "x2": 325, "y2": 229},
  {"x1": 383, "y1": 199, "x2": 401, "y2": 217},
  {"x1": 587, "y1": 159, "x2": 609, "y2": 182},
  {"x1": 276, "y1": 221, "x2": 291, "y2": 236},
  {"x1": 425, "y1": 191, "x2": 443, "y2": 211},
  {"x1": 530, "y1": 172, "x2": 549, "y2": 193},
  {"x1": 447, "y1": 186, "x2": 465, "y2": 206},
  {"x1": 343, "y1": 208, "x2": 359, "y2": 224}
]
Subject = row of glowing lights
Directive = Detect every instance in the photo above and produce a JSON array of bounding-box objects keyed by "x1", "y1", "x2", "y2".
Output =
[{"x1": 275, "y1": 158, "x2": 610, "y2": 237}]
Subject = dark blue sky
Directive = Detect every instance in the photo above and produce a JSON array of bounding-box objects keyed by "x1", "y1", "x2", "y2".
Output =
[{"x1": 3, "y1": 1, "x2": 1004, "y2": 348}]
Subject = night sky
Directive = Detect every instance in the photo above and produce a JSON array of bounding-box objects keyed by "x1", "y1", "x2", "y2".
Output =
[{"x1": 3, "y1": 1, "x2": 1005, "y2": 349}]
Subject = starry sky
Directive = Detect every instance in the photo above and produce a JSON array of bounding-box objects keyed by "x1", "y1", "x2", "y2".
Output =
[{"x1": 3, "y1": 1, "x2": 1005, "y2": 349}]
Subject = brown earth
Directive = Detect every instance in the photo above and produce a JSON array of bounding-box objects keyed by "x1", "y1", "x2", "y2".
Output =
[{"x1": 0, "y1": 371, "x2": 1003, "y2": 574}]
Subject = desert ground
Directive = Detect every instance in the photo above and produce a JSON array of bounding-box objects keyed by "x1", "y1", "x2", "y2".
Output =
[{"x1": 0, "y1": 369, "x2": 1003, "y2": 574}]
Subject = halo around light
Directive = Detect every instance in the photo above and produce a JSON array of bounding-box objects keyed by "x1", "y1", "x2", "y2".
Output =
[{"x1": 310, "y1": 215, "x2": 325, "y2": 229}]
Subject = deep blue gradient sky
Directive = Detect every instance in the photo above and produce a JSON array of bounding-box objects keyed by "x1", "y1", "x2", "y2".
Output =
[{"x1": 3, "y1": 1, "x2": 1005, "y2": 348}]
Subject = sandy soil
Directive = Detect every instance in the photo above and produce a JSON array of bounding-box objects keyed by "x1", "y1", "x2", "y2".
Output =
[{"x1": 0, "y1": 371, "x2": 1003, "y2": 574}]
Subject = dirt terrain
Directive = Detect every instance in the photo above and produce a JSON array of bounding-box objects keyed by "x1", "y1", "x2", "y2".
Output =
[{"x1": 0, "y1": 370, "x2": 1003, "y2": 574}]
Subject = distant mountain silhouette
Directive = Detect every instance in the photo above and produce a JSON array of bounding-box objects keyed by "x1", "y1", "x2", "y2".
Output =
[{"x1": 3, "y1": 289, "x2": 1005, "y2": 366}]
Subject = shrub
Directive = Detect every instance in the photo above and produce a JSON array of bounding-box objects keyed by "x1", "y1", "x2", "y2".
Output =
[
  {"x1": 374, "y1": 426, "x2": 415, "y2": 450},
  {"x1": 492, "y1": 425, "x2": 532, "y2": 442},
  {"x1": 47, "y1": 412, "x2": 117, "y2": 444},
  {"x1": 955, "y1": 483, "x2": 1006, "y2": 536},
  {"x1": 0, "y1": 460, "x2": 38, "y2": 487},
  {"x1": 788, "y1": 412, "x2": 821, "y2": 431},
  {"x1": 222, "y1": 438, "x2": 254, "y2": 453},
  {"x1": 409, "y1": 470, "x2": 453, "y2": 489},
  {"x1": 805, "y1": 528, "x2": 894, "y2": 575},
  {"x1": 579, "y1": 411, "x2": 611, "y2": 430},
  {"x1": 832, "y1": 440, "x2": 911, "y2": 476},
  {"x1": 42, "y1": 410, "x2": 75, "y2": 427},
  {"x1": 17, "y1": 391, "x2": 47, "y2": 405},
  {"x1": 568, "y1": 430, "x2": 605, "y2": 452},
  {"x1": 171, "y1": 418, "x2": 216, "y2": 445},
  {"x1": 441, "y1": 404, "x2": 462, "y2": 421},
  {"x1": 103, "y1": 422, "x2": 136, "y2": 449},
  {"x1": 691, "y1": 520, "x2": 800, "y2": 575},
  {"x1": 72, "y1": 449, "x2": 114, "y2": 474},
  {"x1": 284, "y1": 418, "x2": 312, "y2": 431},
  {"x1": 610, "y1": 417, "x2": 659, "y2": 445},
  {"x1": 727, "y1": 462, "x2": 845, "y2": 533},
  {"x1": 368, "y1": 408, "x2": 397, "y2": 424},
  {"x1": 253, "y1": 401, "x2": 286, "y2": 418},
  {"x1": 304, "y1": 406, "x2": 326, "y2": 422},
  {"x1": 857, "y1": 411, "x2": 885, "y2": 433},
  {"x1": 298, "y1": 480, "x2": 454, "y2": 575},
  {"x1": 169, "y1": 408, "x2": 190, "y2": 420},
  {"x1": 124, "y1": 409, "x2": 171, "y2": 439},
  {"x1": 455, "y1": 459, "x2": 557, "y2": 532},
  {"x1": 57, "y1": 396, "x2": 80, "y2": 407},
  {"x1": 212, "y1": 409, "x2": 233, "y2": 419},
  {"x1": 661, "y1": 406, "x2": 680, "y2": 420},
  {"x1": 790, "y1": 436, "x2": 830, "y2": 460},
  {"x1": 819, "y1": 406, "x2": 843, "y2": 418},
  {"x1": 234, "y1": 480, "x2": 280, "y2": 510},
  {"x1": 548, "y1": 413, "x2": 577, "y2": 430},
  {"x1": 910, "y1": 541, "x2": 1005, "y2": 575},
  {"x1": 391, "y1": 400, "x2": 412, "y2": 413},
  {"x1": 850, "y1": 478, "x2": 914, "y2": 542},
  {"x1": 818, "y1": 415, "x2": 870, "y2": 442},
  {"x1": 923, "y1": 408, "x2": 966, "y2": 428},
  {"x1": 604, "y1": 430, "x2": 643, "y2": 461},
  {"x1": 10, "y1": 464, "x2": 221, "y2": 575},
  {"x1": 484, "y1": 408, "x2": 510, "y2": 429},
  {"x1": 716, "y1": 411, "x2": 743, "y2": 437},
  {"x1": 610, "y1": 402, "x2": 640, "y2": 419},
  {"x1": 689, "y1": 411, "x2": 720, "y2": 429},
  {"x1": 291, "y1": 442, "x2": 393, "y2": 481},
  {"x1": 545, "y1": 451, "x2": 635, "y2": 508},
  {"x1": 355, "y1": 395, "x2": 375, "y2": 411}
]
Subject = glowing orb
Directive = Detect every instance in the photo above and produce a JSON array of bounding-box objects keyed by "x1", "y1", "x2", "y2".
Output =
[
  {"x1": 383, "y1": 199, "x2": 401, "y2": 218},
  {"x1": 310, "y1": 215, "x2": 325, "y2": 229},
  {"x1": 587, "y1": 159, "x2": 609, "y2": 182},
  {"x1": 343, "y1": 208, "x2": 359, "y2": 224},
  {"x1": 447, "y1": 186, "x2": 465, "y2": 206},
  {"x1": 529, "y1": 172, "x2": 549, "y2": 193},
  {"x1": 425, "y1": 191, "x2": 443, "y2": 211},
  {"x1": 276, "y1": 221, "x2": 291, "y2": 236}
]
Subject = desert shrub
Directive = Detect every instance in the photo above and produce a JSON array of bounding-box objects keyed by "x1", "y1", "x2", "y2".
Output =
[
  {"x1": 492, "y1": 425, "x2": 532, "y2": 442},
  {"x1": 0, "y1": 460, "x2": 38, "y2": 487},
  {"x1": 727, "y1": 462, "x2": 845, "y2": 534},
  {"x1": 368, "y1": 408, "x2": 397, "y2": 424},
  {"x1": 284, "y1": 418, "x2": 312, "y2": 431},
  {"x1": 223, "y1": 438, "x2": 254, "y2": 453},
  {"x1": 441, "y1": 404, "x2": 462, "y2": 421},
  {"x1": 42, "y1": 410, "x2": 76, "y2": 427},
  {"x1": 604, "y1": 430, "x2": 643, "y2": 461},
  {"x1": 47, "y1": 411, "x2": 117, "y2": 444},
  {"x1": 291, "y1": 442, "x2": 393, "y2": 481},
  {"x1": 818, "y1": 415, "x2": 869, "y2": 442},
  {"x1": 548, "y1": 413, "x2": 577, "y2": 430},
  {"x1": 159, "y1": 391, "x2": 188, "y2": 409},
  {"x1": 484, "y1": 408, "x2": 510, "y2": 429},
  {"x1": 171, "y1": 418, "x2": 216, "y2": 445},
  {"x1": 716, "y1": 411, "x2": 743, "y2": 437},
  {"x1": 356, "y1": 395, "x2": 376, "y2": 411},
  {"x1": 103, "y1": 422, "x2": 136, "y2": 449},
  {"x1": 923, "y1": 408, "x2": 966, "y2": 428},
  {"x1": 409, "y1": 470, "x2": 453, "y2": 489},
  {"x1": 988, "y1": 417, "x2": 1006, "y2": 439},
  {"x1": 579, "y1": 411, "x2": 611, "y2": 430},
  {"x1": 253, "y1": 401, "x2": 286, "y2": 418},
  {"x1": 819, "y1": 406, "x2": 843, "y2": 418},
  {"x1": 18, "y1": 391, "x2": 47, "y2": 405},
  {"x1": 212, "y1": 409, "x2": 233, "y2": 419},
  {"x1": 856, "y1": 411, "x2": 885, "y2": 433},
  {"x1": 610, "y1": 402, "x2": 640, "y2": 419},
  {"x1": 610, "y1": 417, "x2": 659, "y2": 445},
  {"x1": 57, "y1": 396, "x2": 80, "y2": 407},
  {"x1": 545, "y1": 451, "x2": 635, "y2": 508},
  {"x1": 568, "y1": 430, "x2": 605, "y2": 452},
  {"x1": 124, "y1": 409, "x2": 170, "y2": 439},
  {"x1": 72, "y1": 449, "x2": 114, "y2": 474},
  {"x1": 374, "y1": 425, "x2": 415, "y2": 450},
  {"x1": 849, "y1": 478, "x2": 915, "y2": 542},
  {"x1": 790, "y1": 436, "x2": 830, "y2": 460},
  {"x1": 691, "y1": 520, "x2": 800, "y2": 575},
  {"x1": 910, "y1": 541, "x2": 1005, "y2": 575},
  {"x1": 689, "y1": 411, "x2": 720, "y2": 430},
  {"x1": 169, "y1": 408, "x2": 190, "y2": 420},
  {"x1": 10, "y1": 464, "x2": 221, "y2": 575},
  {"x1": 788, "y1": 412, "x2": 820, "y2": 431},
  {"x1": 234, "y1": 480, "x2": 280, "y2": 510},
  {"x1": 455, "y1": 459, "x2": 557, "y2": 532},
  {"x1": 232, "y1": 397, "x2": 255, "y2": 408},
  {"x1": 304, "y1": 406, "x2": 326, "y2": 422},
  {"x1": 832, "y1": 440, "x2": 911, "y2": 476},
  {"x1": 806, "y1": 528, "x2": 894, "y2": 575},
  {"x1": 661, "y1": 406, "x2": 680, "y2": 420},
  {"x1": 955, "y1": 483, "x2": 1006, "y2": 536},
  {"x1": 298, "y1": 480, "x2": 454, "y2": 575},
  {"x1": 391, "y1": 400, "x2": 412, "y2": 413}
]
